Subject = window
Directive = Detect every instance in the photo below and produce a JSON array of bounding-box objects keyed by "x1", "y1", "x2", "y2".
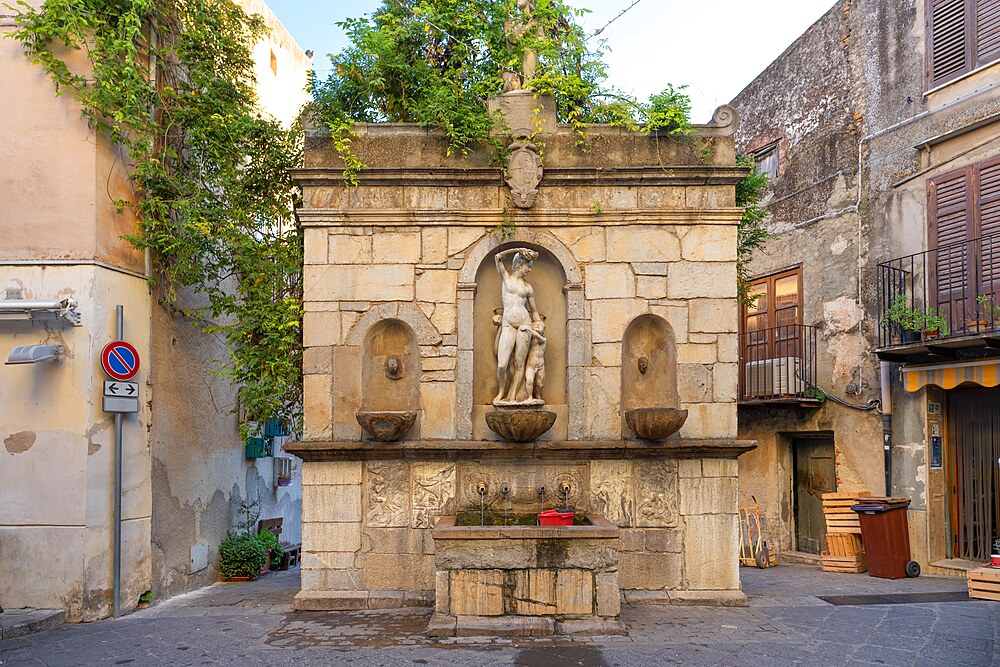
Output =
[
  {"x1": 743, "y1": 267, "x2": 802, "y2": 360},
  {"x1": 753, "y1": 143, "x2": 780, "y2": 180},
  {"x1": 929, "y1": 155, "x2": 1000, "y2": 328},
  {"x1": 927, "y1": 0, "x2": 1000, "y2": 87},
  {"x1": 270, "y1": 49, "x2": 278, "y2": 76}
]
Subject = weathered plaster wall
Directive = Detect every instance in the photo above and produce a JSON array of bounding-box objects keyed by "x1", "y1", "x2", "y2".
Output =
[
  {"x1": 730, "y1": 1, "x2": 885, "y2": 553},
  {"x1": 1, "y1": 0, "x2": 310, "y2": 617},
  {"x1": 731, "y1": 0, "x2": 1000, "y2": 566},
  {"x1": 148, "y1": 0, "x2": 310, "y2": 599},
  {"x1": 149, "y1": 299, "x2": 303, "y2": 599},
  {"x1": 0, "y1": 266, "x2": 152, "y2": 621},
  {"x1": 234, "y1": 0, "x2": 312, "y2": 128}
]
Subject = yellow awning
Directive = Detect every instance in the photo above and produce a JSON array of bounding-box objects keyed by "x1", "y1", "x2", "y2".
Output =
[{"x1": 902, "y1": 359, "x2": 1000, "y2": 392}]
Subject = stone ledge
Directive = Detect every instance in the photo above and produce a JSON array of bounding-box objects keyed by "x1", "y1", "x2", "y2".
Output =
[
  {"x1": 432, "y1": 514, "x2": 619, "y2": 540},
  {"x1": 428, "y1": 613, "x2": 626, "y2": 637},
  {"x1": 0, "y1": 608, "x2": 65, "y2": 641},
  {"x1": 285, "y1": 439, "x2": 757, "y2": 462},
  {"x1": 294, "y1": 590, "x2": 433, "y2": 611},
  {"x1": 622, "y1": 589, "x2": 748, "y2": 607}
]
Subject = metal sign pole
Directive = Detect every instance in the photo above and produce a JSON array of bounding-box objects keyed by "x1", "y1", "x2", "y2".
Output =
[{"x1": 113, "y1": 305, "x2": 123, "y2": 618}]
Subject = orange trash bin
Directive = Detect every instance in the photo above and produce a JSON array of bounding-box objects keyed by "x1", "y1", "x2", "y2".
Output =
[{"x1": 851, "y1": 497, "x2": 921, "y2": 579}]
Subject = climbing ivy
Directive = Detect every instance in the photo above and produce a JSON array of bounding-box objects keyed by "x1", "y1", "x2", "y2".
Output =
[{"x1": 10, "y1": 0, "x2": 304, "y2": 436}]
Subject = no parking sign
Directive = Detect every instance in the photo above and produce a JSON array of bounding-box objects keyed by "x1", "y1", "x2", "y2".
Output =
[{"x1": 101, "y1": 340, "x2": 140, "y2": 381}]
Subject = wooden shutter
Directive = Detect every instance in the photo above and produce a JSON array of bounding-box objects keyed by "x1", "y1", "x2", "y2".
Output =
[
  {"x1": 930, "y1": 169, "x2": 972, "y2": 305},
  {"x1": 978, "y1": 158, "x2": 1000, "y2": 292},
  {"x1": 930, "y1": 0, "x2": 972, "y2": 85},
  {"x1": 977, "y1": 0, "x2": 1000, "y2": 66}
]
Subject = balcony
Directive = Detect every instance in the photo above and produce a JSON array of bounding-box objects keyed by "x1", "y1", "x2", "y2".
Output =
[
  {"x1": 739, "y1": 324, "x2": 821, "y2": 407},
  {"x1": 876, "y1": 233, "x2": 1000, "y2": 363}
]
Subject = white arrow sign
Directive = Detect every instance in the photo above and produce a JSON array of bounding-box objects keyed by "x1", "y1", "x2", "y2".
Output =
[{"x1": 104, "y1": 381, "x2": 138, "y2": 397}]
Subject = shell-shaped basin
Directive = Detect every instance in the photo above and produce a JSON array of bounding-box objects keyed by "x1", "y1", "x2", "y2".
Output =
[
  {"x1": 356, "y1": 410, "x2": 417, "y2": 442},
  {"x1": 485, "y1": 408, "x2": 557, "y2": 442},
  {"x1": 625, "y1": 407, "x2": 688, "y2": 441}
]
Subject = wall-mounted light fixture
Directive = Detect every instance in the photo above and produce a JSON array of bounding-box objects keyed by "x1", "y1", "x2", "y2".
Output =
[
  {"x1": 6, "y1": 344, "x2": 65, "y2": 365},
  {"x1": 0, "y1": 298, "x2": 81, "y2": 326}
]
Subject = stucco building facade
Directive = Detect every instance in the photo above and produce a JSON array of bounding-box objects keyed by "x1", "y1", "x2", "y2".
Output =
[
  {"x1": 0, "y1": 0, "x2": 310, "y2": 620},
  {"x1": 731, "y1": 0, "x2": 1000, "y2": 571}
]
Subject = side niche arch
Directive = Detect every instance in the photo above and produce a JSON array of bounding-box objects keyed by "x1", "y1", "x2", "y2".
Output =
[
  {"x1": 361, "y1": 318, "x2": 419, "y2": 414},
  {"x1": 621, "y1": 314, "x2": 679, "y2": 412},
  {"x1": 456, "y1": 230, "x2": 584, "y2": 440}
]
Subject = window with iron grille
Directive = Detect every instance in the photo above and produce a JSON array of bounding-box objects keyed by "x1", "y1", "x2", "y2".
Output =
[
  {"x1": 927, "y1": 0, "x2": 1000, "y2": 88},
  {"x1": 928, "y1": 155, "x2": 1000, "y2": 328}
]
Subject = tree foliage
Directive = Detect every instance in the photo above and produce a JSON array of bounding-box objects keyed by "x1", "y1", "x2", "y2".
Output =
[
  {"x1": 308, "y1": 0, "x2": 693, "y2": 168},
  {"x1": 11, "y1": 0, "x2": 304, "y2": 435}
]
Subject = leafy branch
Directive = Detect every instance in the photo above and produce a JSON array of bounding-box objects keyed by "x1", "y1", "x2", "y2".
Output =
[{"x1": 10, "y1": 0, "x2": 304, "y2": 437}]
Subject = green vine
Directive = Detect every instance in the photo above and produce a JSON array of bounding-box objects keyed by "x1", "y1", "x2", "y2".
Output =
[
  {"x1": 736, "y1": 154, "x2": 771, "y2": 307},
  {"x1": 10, "y1": 0, "x2": 304, "y2": 437}
]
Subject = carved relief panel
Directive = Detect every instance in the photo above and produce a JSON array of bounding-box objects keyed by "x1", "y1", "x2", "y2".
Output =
[
  {"x1": 411, "y1": 463, "x2": 457, "y2": 528},
  {"x1": 365, "y1": 462, "x2": 409, "y2": 528}
]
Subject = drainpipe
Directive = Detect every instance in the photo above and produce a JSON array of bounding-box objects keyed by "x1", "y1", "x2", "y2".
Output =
[{"x1": 880, "y1": 360, "x2": 893, "y2": 497}]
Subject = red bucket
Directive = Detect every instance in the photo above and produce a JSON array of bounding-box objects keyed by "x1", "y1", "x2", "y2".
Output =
[{"x1": 538, "y1": 509, "x2": 575, "y2": 526}]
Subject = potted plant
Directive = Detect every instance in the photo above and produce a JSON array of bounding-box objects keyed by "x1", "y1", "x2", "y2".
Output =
[
  {"x1": 882, "y1": 295, "x2": 923, "y2": 344},
  {"x1": 975, "y1": 295, "x2": 1000, "y2": 331},
  {"x1": 256, "y1": 528, "x2": 284, "y2": 573},
  {"x1": 922, "y1": 308, "x2": 950, "y2": 340},
  {"x1": 219, "y1": 531, "x2": 267, "y2": 582}
]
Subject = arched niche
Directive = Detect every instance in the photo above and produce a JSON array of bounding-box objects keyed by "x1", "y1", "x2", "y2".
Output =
[
  {"x1": 361, "y1": 318, "x2": 419, "y2": 414},
  {"x1": 473, "y1": 243, "x2": 567, "y2": 408},
  {"x1": 622, "y1": 314, "x2": 679, "y2": 411}
]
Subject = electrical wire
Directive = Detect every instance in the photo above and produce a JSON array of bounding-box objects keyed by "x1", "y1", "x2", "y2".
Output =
[
  {"x1": 807, "y1": 382, "x2": 882, "y2": 413},
  {"x1": 588, "y1": 0, "x2": 644, "y2": 39}
]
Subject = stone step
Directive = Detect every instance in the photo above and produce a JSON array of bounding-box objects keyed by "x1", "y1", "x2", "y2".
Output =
[{"x1": 0, "y1": 608, "x2": 65, "y2": 641}]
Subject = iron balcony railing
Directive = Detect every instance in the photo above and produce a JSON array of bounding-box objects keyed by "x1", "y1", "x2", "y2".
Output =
[
  {"x1": 877, "y1": 233, "x2": 1000, "y2": 348},
  {"x1": 739, "y1": 324, "x2": 819, "y2": 402}
]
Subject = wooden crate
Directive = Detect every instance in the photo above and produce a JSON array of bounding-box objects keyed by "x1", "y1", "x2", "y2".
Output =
[
  {"x1": 967, "y1": 566, "x2": 1000, "y2": 601},
  {"x1": 822, "y1": 492, "x2": 871, "y2": 534},
  {"x1": 821, "y1": 551, "x2": 867, "y2": 573},
  {"x1": 826, "y1": 532, "x2": 863, "y2": 557}
]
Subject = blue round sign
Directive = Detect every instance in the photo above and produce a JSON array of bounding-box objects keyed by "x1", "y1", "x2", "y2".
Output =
[{"x1": 101, "y1": 341, "x2": 140, "y2": 381}]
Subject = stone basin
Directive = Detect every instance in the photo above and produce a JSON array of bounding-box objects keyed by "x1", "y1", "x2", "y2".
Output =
[
  {"x1": 429, "y1": 514, "x2": 624, "y2": 637},
  {"x1": 625, "y1": 407, "x2": 688, "y2": 440},
  {"x1": 356, "y1": 410, "x2": 416, "y2": 442},
  {"x1": 485, "y1": 408, "x2": 556, "y2": 442}
]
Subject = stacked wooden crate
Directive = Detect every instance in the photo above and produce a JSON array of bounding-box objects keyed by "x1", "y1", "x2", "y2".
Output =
[
  {"x1": 820, "y1": 492, "x2": 870, "y2": 573},
  {"x1": 967, "y1": 567, "x2": 1000, "y2": 600}
]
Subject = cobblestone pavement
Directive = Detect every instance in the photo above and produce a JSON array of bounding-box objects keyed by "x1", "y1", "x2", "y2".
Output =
[{"x1": 1, "y1": 564, "x2": 998, "y2": 666}]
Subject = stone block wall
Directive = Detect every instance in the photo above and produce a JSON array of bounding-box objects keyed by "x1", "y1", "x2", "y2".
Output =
[
  {"x1": 297, "y1": 455, "x2": 741, "y2": 608},
  {"x1": 291, "y1": 119, "x2": 751, "y2": 610}
]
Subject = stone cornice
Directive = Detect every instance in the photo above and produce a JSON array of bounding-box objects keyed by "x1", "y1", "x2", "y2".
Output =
[
  {"x1": 284, "y1": 439, "x2": 757, "y2": 462},
  {"x1": 295, "y1": 208, "x2": 745, "y2": 227},
  {"x1": 291, "y1": 165, "x2": 749, "y2": 188}
]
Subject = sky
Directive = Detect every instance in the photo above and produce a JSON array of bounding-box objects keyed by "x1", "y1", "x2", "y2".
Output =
[{"x1": 264, "y1": 0, "x2": 837, "y2": 122}]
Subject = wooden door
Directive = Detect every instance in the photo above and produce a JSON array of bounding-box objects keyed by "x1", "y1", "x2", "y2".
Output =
[
  {"x1": 793, "y1": 438, "x2": 837, "y2": 554},
  {"x1": 948, "y1": 388, "x2": 1000, "y2": 561}
]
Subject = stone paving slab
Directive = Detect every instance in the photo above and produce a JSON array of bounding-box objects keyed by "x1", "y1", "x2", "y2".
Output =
[{"x1": 0, "y1": 564, "x2": 998, "y2": 666}]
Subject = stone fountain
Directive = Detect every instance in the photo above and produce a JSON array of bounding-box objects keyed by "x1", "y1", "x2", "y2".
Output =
[{"x1": 285, "y1": 7, "x2": 756, "y2": 635}]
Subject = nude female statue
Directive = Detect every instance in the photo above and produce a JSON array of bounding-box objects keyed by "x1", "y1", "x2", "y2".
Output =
[{"x1": 493, "y1": 247, "x2": 544, "y2": 405}]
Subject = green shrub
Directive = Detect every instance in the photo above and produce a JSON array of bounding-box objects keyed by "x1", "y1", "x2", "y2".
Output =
[
  {"x1": 257, "y1": 529, "x2": 283, "y2": 562},
  {"x1": 219, "y1": 532, "x2": 266, "y2": 580}
]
